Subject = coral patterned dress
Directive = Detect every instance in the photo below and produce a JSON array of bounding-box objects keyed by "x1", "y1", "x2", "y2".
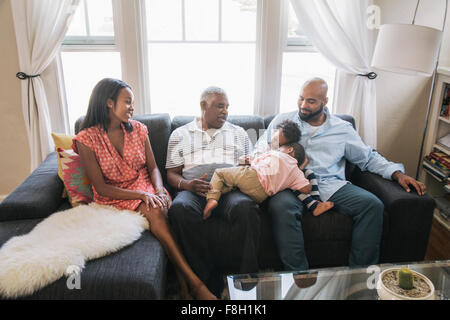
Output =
[{"x1": 72, "y1": 120, "x2": 162, "y2": 211}]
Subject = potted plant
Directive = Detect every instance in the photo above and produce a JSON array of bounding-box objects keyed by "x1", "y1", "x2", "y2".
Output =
[{"x1": 377, "y1": 267, "x2": 435, "y2": 300}]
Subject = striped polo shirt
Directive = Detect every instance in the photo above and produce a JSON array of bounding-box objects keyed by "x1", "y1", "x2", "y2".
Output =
[{"x1": 166, "y1": 118, "x2": 252, "y2": 181}]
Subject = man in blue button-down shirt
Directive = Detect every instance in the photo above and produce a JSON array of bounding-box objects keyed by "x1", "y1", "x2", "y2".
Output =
[{"x1": 256, "y1": 78, "x2": 426, "y2": 271}]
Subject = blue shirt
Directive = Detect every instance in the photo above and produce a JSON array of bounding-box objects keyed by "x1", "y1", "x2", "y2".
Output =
[{"x1": 254, "y1": 109, "x2": 405, "y2": 201}]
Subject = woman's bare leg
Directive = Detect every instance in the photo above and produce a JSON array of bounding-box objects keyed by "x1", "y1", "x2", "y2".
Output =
[
  {"x1": 175, "y1": 268, "x2": 193, "y2": 300},
  {"x1": 137, "y1": 203, "x2": 218, "y2": 300}
]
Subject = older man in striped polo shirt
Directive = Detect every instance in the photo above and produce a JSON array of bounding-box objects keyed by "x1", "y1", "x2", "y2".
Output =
[{"x1": 166, "y1": 87, "x2": 261, "y2": 298}]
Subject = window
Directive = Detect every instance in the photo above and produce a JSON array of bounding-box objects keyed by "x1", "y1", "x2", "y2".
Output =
[
  {"x1": 144, "y1": 0, "x2": 257, "y2": 116},
  {"x1": 57, "y1": 0, "x2": 337, "y2": 129},
  {"x1": 64, "y1": 0, "x2": 115, "y2": 44},
  {"x1": 61, "y1": 51, "x2": 121, "y2": 133},
  {"x1": 60, "y1": 0, "x2": 121, "y2": 133},
  {"x1": 279, "y1": 1, "x2": 336, "y2": 114}
]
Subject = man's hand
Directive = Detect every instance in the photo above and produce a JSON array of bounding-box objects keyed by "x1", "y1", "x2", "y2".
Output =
[
  {"x1": 392, "y1": 171, "x2": 426, "y2": 196},
  {"x1": 185, "y1": 173, "x2": 211, "y2": 197},
  {"x1": 238, "y1": 155, "x2": 253, "y2": 166}
]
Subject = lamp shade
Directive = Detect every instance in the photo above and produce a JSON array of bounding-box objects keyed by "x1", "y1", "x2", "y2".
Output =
[{"x1": 371, "y1": 24, "x2": 442, "y2": 76}]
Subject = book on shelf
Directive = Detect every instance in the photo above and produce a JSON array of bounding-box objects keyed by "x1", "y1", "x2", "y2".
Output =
[
  {"x1": 429, "y1": 151, "x2": 450, "y2": 168},
  {"x1": 423, "y1": 162, "x2": 446, "y2": 181},
  {"x1": 440, "y1": 84, "x2": 450, "y2": 118},
  {"x1": 424, "y1": 155, "x2": 450, "y2": 173}
]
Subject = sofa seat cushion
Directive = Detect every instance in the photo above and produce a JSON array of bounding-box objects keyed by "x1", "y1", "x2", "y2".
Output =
[
  {"x1": 301, "y1": 210, "x2": 353, "y2": 268},
  {"x1": 303, "y1": 208, "x2": 390, "y2": 268},
  {"x1": 55, "y1": 200, "x2": 72, "y2": 213},
  {"x1": 0, "y1": 218, "x2": 167, "y2": 300},
  {"x1": 302, "y1": 210, "x2": 353, "y2": 242},
  {"x1": 257, "y1": 201, "x2": 391, "y2": 270},
  {"x1": 75, "y1": 113, "x2": 172, "y2": 185},
  {"x1": 257, "y1": 203, "x2": 354, "y2": 270}
]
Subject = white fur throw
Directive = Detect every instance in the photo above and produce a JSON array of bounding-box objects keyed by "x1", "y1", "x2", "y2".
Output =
[{"x1": 0, "y1": 203, "x2": 149, "y2": 298}]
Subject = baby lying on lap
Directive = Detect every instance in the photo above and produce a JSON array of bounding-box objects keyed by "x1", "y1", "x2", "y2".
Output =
[{"x1": 203, "y1": 120, "x2": 334, "y2": 219}]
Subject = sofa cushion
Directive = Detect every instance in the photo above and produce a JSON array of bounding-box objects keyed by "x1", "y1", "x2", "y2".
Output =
[
  {"x1": 51, "y1": 132, "x2": 76, "y2": 199},
  {"x1": 133, "y1": 114, "x2": 172, "y2": 183},
  {"x1": 0, "y1": 153, "x2": 64, "y2": 222},
  {"x1": 263, "y1": 113, "x2": 356, "y2": 128},
  {"x1": 56, "y1": 200, "x2": 72, "y2": 213},
  {"x1": 264, "y1": 115, "x2": 275, "y2": 129},
  {"x1": 75, "y1": 114, "x2": 172, "y2": 184},
  {"x1": 0, "y1": 218, "x2": 167, "y2": 300},
  {"x1": 257, "y1": 201, "x2": 354, "y2": 270},
  {"x1": 57, "y1": 148, "x2": 93, "y2": 207}
]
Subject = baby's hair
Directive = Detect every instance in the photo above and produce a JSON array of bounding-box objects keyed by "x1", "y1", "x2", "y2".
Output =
[
  {"x1": 285, "y1": 142, "x2": 306, "y2": 166},
  {"x1": 275, "y1": 120, "x2": 301, "y2": 144}
]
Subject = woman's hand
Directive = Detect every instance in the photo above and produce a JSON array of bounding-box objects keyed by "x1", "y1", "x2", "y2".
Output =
[
  {"x1": 139, "y1": 191, "x2": 167, "y2": 209},
  {"x1": 156, "y1": 191, "x2": 172, "y2": 208}
]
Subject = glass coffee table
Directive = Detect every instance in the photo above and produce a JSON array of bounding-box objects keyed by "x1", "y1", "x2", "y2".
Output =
[{"x1": 227, "y1": 260, "x2": 450, "y2": 300}]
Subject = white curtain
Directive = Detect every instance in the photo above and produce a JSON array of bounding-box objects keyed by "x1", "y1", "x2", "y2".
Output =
[
  {"x1": 290, "y1": 0, "x2": 378, "y2": 148},
  {"x1": 10, "y1": 0, "x2": 79, "y2": 171}
]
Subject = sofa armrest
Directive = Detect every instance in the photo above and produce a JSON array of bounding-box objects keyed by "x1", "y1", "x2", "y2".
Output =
[
  {"x1": 351, "y1": 169, "x2": 435, "y2": 211},
  {"x1": 351, "y1": 169, "x2": 435, "y2": 262},
  {"x1": 0, "y1": 152, "x2": 65, "y2": 222}
]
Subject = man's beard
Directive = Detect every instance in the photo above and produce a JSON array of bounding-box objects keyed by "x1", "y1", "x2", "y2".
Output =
[{"x1": 299, "y1": 104, "x2": 324, "y2": 121}]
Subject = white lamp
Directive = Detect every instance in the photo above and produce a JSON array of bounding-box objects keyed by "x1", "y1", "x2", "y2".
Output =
[
  {"x1": 371, "y1": 24, "x2": 442, "y2": 76},
  {"x1": 370, "y1": 0, "x2": 448, "y2": 179}
]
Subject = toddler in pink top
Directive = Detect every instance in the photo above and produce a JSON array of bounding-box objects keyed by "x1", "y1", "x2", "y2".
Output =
[{"x1": 204, "y1": 120, "x2": 334, "y2": 219}]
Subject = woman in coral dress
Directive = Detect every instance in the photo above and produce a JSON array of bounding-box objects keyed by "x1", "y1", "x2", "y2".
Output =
[{"x1": 73, "y1": 78, "x2": 216, "y2": 300}]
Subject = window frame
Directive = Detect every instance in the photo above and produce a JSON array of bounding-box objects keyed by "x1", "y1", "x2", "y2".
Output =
[
  {"x1": 143, "y1": 0, "x2": 259, "y2": 116},
  {"x1": 55, "y1": 0, "x2": 125, "y2": 134},
  {"x1": 55, "y1": 0, "x2": 335, "y2": 126},
  {"x1": 57, "y1": 0, "x2": 149, "y2": 123},
  {"x1": 62, "y1": 0, "x2": 116, "y2": 46},
  {"x1": 280, "y1": 1, "x2": 337, "y2": 113}
]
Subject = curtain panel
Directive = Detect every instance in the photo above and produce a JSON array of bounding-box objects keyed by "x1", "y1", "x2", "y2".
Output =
[
  {"x1": 10, "y1": 0, "x2": 79, "y2": 170},
  {"x1": 290, "y1": 0, "x2": 378, "y2": 148}
]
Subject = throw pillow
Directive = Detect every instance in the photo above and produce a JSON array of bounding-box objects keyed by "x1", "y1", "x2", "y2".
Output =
[
  {"x1": 57, "y1": 148, "x2": 93, "y2": 207},
  {"x1": 51, "y1": 133, "x2": 75, "y2": 198}
]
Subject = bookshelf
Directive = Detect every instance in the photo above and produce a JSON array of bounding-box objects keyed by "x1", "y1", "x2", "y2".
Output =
[
  {"x1": 419, "y1": 67, "x2": 450, "y2": 191},
  {"x1": 418, "y1": 67, "x2": 450, "y2": 260},
  {"x1": 432, "y1": 143, "x2": 450, "y2": 155}
]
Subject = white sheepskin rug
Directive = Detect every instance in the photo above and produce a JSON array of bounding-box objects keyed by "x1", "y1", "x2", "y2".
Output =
[{"x1": 0, "y1": 203, "x2": 149, "y2": 299}]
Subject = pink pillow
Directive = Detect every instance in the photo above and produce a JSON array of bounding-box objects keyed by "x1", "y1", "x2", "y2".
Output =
[{"x1": 57, "y1": 148, "x2": 93, "y2": 207}]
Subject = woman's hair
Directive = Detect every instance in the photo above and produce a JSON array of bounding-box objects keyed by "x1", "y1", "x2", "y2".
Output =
[
  {"x1": 275, "y1": 119, "x2": 301, "y2": 143},
  {"x1": 80, "y1": 78, "x2": 133, "y2": 132},
  {"x1": 285, "y1": 142, "x2": 306, "y2": 166}
]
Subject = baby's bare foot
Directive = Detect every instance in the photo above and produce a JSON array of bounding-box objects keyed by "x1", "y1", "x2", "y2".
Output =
[
  {"x1": 313, "y1": 201, "x2": 334, "y2": 216},
  {"x1": 203, "y1": 199, "x2": 218, "y2": 220}
]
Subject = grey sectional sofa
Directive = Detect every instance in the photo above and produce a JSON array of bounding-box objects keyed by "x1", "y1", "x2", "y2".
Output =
[{"x1": 0, "y1": 113, "x2": 435, "y2": 299}]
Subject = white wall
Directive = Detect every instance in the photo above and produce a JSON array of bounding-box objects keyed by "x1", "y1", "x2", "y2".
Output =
[
  {"x1": 374, "y1": 0, "x2": 450, "y2": 176},
  {"x1": 0, "y1": 0, "x2": 30, "y2": 196}
]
